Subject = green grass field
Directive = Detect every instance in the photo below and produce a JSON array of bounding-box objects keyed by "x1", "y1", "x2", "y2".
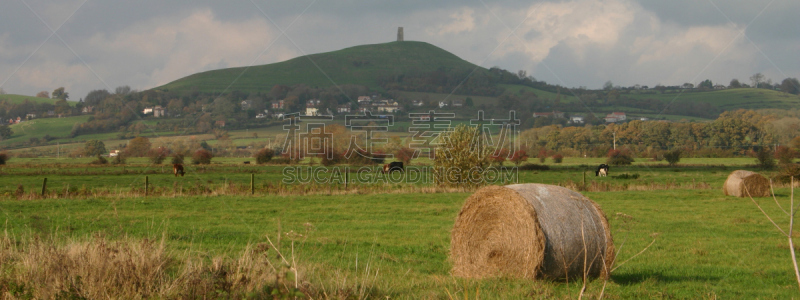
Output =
[
  {"x1": 4, "y1": 115, "x2": 89, "y2": 144},
  {"x1": 1, "y1": 163, "x2": 799, "y2": 297},
  {"x1": 156, "y1": 41, "x2": 484, "y2": 94},
  {"x1": 627, "y1": 88, "x2": 800, "y2": 110},
  {"x1": 0, "y1": 94, "x2": 75, "y2": 105}
]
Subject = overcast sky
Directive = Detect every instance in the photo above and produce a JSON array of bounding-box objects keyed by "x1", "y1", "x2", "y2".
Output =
[{"x1": 1, "y1": 0, "x2": 798, "y2": 100}]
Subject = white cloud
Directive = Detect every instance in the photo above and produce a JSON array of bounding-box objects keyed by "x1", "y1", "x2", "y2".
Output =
[
  {"x1": 433, "y1": 8, "x2": 478, "y2": 36},
  {"x1": 87, "y1": 8, "x2": 298, "y2": 88}
]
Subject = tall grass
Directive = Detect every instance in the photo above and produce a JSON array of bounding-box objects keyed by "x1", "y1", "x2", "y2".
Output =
[{"x1": 0, "y1": 231, "x2": 377, "y2": 299}]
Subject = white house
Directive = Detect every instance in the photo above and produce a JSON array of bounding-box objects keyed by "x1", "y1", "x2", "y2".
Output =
[
  {"x1": 305, "y1": 104, "x2": 319, "y2": 116},
  {"x1": 605, "y1": 112, "x2": 627, "y2": 123},
  {"x1": 570, "y1": 116, "x2": 585, "y2": 124}
]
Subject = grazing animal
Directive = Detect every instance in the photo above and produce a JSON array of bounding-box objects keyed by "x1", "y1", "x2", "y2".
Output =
[
  {"x1": 173, "y1": 164, "x2": 185, "y2": 177},
  {"x1": 382, "y1": 161, "x2": 404, "y2": 174},
  {"x1": 596, "y1": 164, "x2": 609, "y2": 177},
  {"x1": 243, "y1": 161, "x2": 251, "y2": 164}
]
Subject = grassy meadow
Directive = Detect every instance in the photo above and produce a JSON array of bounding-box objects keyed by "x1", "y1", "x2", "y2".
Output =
[{"x1": 1, "y1": 158, "x2": 800, "y2": 298}]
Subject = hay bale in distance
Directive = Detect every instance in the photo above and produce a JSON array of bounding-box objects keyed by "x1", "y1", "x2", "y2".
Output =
[
  {"x1": 450, "y1": 184, "x2": 614, "y2": 280},
  {"x1": 723, "y1": 170, "x2": 771, "y2": 197}
]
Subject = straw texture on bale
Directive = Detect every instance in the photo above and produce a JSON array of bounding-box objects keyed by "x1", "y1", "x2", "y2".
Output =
[
  {"x1": 723, "y1": 170, "x2": 771, "y2": 197},
  {"x1": 450, "y1": 184, "x2": 614, "y2": 280}
]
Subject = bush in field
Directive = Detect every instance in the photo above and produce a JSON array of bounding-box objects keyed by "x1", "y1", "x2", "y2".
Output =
[
  {"x1": 433, "y1": 124, "x2": 493, "y2": 187},
  {"x1": 112, "y1": 153, "x2": 126, "y2": 165},
  {"x1": 537, "y1": 149, "x2": 547, "y2": 163},
  {"x1": 148, "y1": 147, "x2": 171, "y2": 164},
  {"x1": 607, "y1": 148, "x2": 635, "y2": 165},
  {"x1": 90, "y1": 155, "x2": 108, "y2": 165},
  {"x1": 125, "y1": 136, "x2": 152, "y2": 157},
  {"x1": 254, "y1": 148, "x2": 275, "y2": 164},
  {"x1": 490, "y1": 148, "x2": 509, "y2": 166},
  {"x1": 84, "y1": 140, "x2": 106, "y2": 157},
  {"x1": 0, "y1": 152, "x2": 8, "y2": 165},
  {"x1": 192, "y1": 149, "x2": 213, "y2": 165},
  {"x1": 551, "y1": 153, "x2": 563, "y2": 164},
  {"x1": 663, "y1": 149, "x2": 682, "y2": 166},
  {"x1": 755, "y1": 147, "x2": 776, "y2": 170},
  {"x1": 395, "y1": 147, "x2": 415, "y2": 165},
  {"x1": 776, "y1": 146, "x2": 796, "y2": 165},
  {"x1": 510, "y1": 150, "x2": 529, "y2": 165},
  {"x1": 320, "y1": 149, "x2": 343, "y2": 166},
  {"x1": 171, "y1": 154, "x2": 184, "y2": 165}
]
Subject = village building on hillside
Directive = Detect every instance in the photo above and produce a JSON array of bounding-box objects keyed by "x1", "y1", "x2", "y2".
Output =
[
  {"x1": 271, "y1": 100, "x2": 285, "y2": 110},
  {"x1": 570, "y1": 116, "x2": 585, "y2": 124},
  {"x1": 604, "y1": 112, "x2": 627, "y2": 123},
  {"x1": 305, "y1": 99, "x2": 320, "y2": 116},
  {"x1": 412, "y1": 100, "x2": 425, "y2": 107},
  {"x1": 357, "y1": 96, "x2": 372, "y2": 105},
  {"x1": 452, "y1": 99, "x2": 464, "y2": 107},
  {"x1": 532, "y1": 111, "x2": 564, "y2": 118},
  {"x1": 337, "y1": 104, "x2": 352, "y2": 113},
  {"x1": 81, "y1": 106, "x2": 94, "y2": 114},
  {"x1": 153, "y1": 106, "x2": 165, "y2": 117},
  {"x1": 240, "y1": 100, "x2": 253, "y2": 110}
]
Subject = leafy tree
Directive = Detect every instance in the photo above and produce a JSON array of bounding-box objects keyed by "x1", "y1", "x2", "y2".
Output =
[
  {"x1": 0, "y1": 125, "x2": 12, "y2": 139},
  {"x1": 755, "y1": 147, "x2": 776, "y2": 170},
  {"x1": 0, "y1": 152, "x2": 9, "y2": 165},
  {"x1": 115, "y1": 85, "x2": 132, "y2": 95},
  {"x1": 36, "y1": 91, "x2": 49, "y2": 98},
  {"x1": 607, "y1": 148, "x2": 635, "y2": 165},
  {"x1": 780, "y1": 78, "x2": 800, "y2": 95},
  {"x1": 148, "y1": 146, "x2": 171, "y2": 164},
  {"x1": 490, "y1": 148, "x2": 509, "y2": 166},
  {"x1": 510, "y1": 150, "x2": 529, "y2": 165},
  {"x1": 171, "y1": 154, "x2": 185, "y2": 164},
  {"x1": 698, "y1": 79, "x2": 713, "y2": 89},
  {"x1": 395, "y1": 146, "x2": 415, "y2": 165},
  {"x1": 603, "y1": 81, "x2": 613, "y2": 91},
  {"x1": 84, "y1": 89, "x2": 110, "y2": 106},
  {"x1": 750, "y1": 73, "x2": 765, "y2": 88},
  {"x1": 776, "y1": 146, "x2": 796, "y2": 165},
  {"x1": 465, "y1": 97, "x2": 473, "y2": 107},
  {"x1": 125, "y1": 136, "x2": 152, "y2": 157},
  {"x1": 84, "y1": 140, "x2": 106, "y2": 156},
  {"x1": 192, "y1": 149, "x2": 213, "y2": 165},
  {"x1": 729, "y1": 79, "x2": 742, "y2": 88},
  {"x1": 432, "y1": 124, "x2": 493, "y2": 187},
  {"x1": 663, "y1": 149, "x2": 682, "y2": 166},
  {"x1": 254, "y1": 148, "x2": 275, "y2": 164},
  {"x1": 52, "y1": 87, "x2": 69, "y2": 100},
  {"x1": 551, "y1": 153, "x2": 563, "y2": 164}
]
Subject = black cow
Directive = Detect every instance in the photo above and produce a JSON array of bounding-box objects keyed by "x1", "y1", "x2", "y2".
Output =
[
  {"x1": 595, "y1": 164, "x2": 609, "y2": 177},
  {"x1": 382, "y1": 161, "x2": 404, "y2": 174}
]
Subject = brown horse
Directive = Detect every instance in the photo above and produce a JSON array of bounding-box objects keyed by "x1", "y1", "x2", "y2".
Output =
[{"x1": 173, "y1": 164, "x2": 185, "y2": 177}]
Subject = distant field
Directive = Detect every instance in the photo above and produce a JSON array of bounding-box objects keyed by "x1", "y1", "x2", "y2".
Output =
[
  {"x1": 626, "y1": 88, "x2": 800, "y2": 110},
  {"x1": 498, "y1": 84, "x2": 578, "y2": 102},
  {"x1": 4, "y1": 116, "x2": 89, "y2": 144},
  {"x1": 0, "y1": 93, "x2": 75, "y2": 105}
]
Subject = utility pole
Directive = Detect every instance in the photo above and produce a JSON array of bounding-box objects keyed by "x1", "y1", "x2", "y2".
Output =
[{"x1": 613, "y1": 131, "x2": 616, "y2": 150}]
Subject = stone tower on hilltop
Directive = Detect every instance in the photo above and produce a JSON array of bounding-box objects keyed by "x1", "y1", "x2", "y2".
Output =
[{"x1": 397, "y1": 27, "x2": 404, "y2": 42}]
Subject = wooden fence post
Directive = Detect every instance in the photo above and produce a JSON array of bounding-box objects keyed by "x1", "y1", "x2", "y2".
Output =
[
  {"x1": 145, "y1": 176, "x2": 149, "y2": 197},
  {"x1": 251, "y1": 173, "x2": 255, "y2": 195},
  {"x1": 41, "y1": 178, "x2": 47, "y2": 196}
]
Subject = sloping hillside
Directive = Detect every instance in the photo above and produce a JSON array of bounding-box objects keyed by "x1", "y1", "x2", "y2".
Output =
[{"x1": 155, "y1": 41, "x2": 485, "y2": 93}]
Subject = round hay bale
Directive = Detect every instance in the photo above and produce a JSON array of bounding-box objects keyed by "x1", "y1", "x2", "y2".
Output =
[
  {"x1": 723, "y1": 170, "x2": 771, "y2": 197},
  {"x1": 450, "y1": 184, "x2": 614, "y2": 280}
]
